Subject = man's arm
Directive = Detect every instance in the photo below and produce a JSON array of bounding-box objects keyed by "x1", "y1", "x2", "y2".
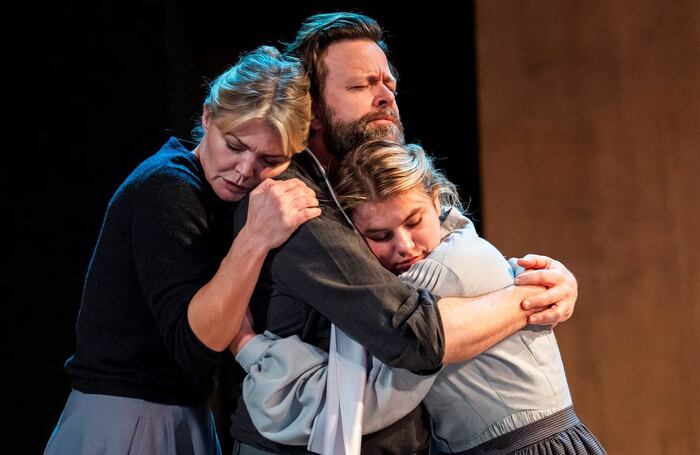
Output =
[
  {"x1": 399, "y1": 220, "x2": 557, "y2": 365},
  {"x1": 438, "y1": 255, "x2": 577, "y2": 363},
  {"x1": 439, "y1": 285, "x2": 544, "y2": 364}
]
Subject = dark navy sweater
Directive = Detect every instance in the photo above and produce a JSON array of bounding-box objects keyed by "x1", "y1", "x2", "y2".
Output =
[{"x1": 66, "y1": 138, "x2": 233, "y2": 406}]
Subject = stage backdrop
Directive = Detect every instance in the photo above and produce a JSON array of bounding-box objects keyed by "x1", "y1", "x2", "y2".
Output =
[{"x1": 475, "y1": 1, "x2": 700, "y2": 453}]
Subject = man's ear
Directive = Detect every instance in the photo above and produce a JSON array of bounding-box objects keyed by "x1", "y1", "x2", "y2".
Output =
[
  {"x1": 310, "y1": 115, "x2": 323, "y2": 131},
  {"x1": 310, "y1": 98, "x2": 325, "y2": 131}
]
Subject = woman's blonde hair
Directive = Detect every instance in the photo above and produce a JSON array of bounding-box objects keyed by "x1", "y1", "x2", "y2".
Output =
[
  {"x1": 332, "y1": 140, "x2": 461, "y2": 213},
  {"x1": 194, "y1": 45, "x2": 311, "y2": 157}
]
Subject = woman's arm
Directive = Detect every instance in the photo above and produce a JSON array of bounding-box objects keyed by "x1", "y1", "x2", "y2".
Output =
[{"x1": 188, "y1": 178, "x2": 320, "y2": 351}]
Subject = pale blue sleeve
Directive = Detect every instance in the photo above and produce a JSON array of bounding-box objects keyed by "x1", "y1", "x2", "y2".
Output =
[
  {"x1": 236, "y1": 331, "x2": 328, "y2": 445},
  {"x1": 237, "y1": 330, "x2": 438, "y2": 442},
  {"x1": 360, "y1": 355, "x2": 438, "y2": 433}
]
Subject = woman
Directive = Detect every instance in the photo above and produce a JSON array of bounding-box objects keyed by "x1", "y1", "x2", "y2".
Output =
[
  {"x1": 44, "y1": 45, "x2": 319, "y2": 454},
  {"x1": 234, "y1": 140, "x2": 605, "y2": 454}
]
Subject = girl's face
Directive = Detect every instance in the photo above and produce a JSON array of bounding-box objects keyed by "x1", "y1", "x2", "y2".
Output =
[{"x1": 352, "y1": 187, "x2": 443, "y2": 274}]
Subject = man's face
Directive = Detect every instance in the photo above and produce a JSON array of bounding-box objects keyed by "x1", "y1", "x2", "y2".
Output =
[{"x1": 316, "y1": 39, "x2": 404, "y2": 157}]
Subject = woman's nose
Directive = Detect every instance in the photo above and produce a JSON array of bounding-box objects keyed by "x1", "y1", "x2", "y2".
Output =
[{"x1": 236, "y1": 153, "x2": 256, "y2": 179}]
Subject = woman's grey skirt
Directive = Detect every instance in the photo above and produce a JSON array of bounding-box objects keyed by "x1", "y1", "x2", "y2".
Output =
[{"x1": 44, "y1": 390, "x2": 221, "y2": 455}]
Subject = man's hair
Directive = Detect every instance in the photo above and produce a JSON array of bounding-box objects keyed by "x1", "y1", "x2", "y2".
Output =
[{"x1": 284, "y1": 12, "x2": 390, "y2": 102}]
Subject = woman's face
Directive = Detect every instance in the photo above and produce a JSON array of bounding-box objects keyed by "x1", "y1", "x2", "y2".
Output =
[
  {"x1": 197, "y1": 114, "x2": 291, "y2": 202},
  {"x1": 352, "y1": 187, "x2": 443, "y2": 274}
]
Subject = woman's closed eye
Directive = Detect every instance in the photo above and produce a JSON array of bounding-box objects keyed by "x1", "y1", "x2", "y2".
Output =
[
  {"x1": 262, "y1": 156, "x2": 288, "y2": 167},
  {"x1": 227, "y1": 142, "x2": 245, "y2": 153}
]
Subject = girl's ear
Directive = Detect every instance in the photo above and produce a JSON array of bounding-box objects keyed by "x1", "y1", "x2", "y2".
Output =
[{"x1": 433, "y1": 192, "x2": 442, "y2": 213}]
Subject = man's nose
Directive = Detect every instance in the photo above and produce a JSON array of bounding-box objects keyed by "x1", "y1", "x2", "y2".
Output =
[{"x1": 373, "y1": 83, "x2": 396, "y2": 109}]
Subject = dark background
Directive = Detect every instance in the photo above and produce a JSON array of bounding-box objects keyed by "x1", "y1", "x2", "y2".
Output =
[{"x1": 8, "y1": 1, "x2": 479, "y2": 452}]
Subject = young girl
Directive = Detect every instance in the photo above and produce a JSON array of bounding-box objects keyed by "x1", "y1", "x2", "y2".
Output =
[{"x1": 234, "y1": 140, "x2": 605, "y2": 454}]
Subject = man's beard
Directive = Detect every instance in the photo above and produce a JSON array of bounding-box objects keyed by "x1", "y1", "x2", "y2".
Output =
[{"x1": 320, "y1": 105, "x2": 405, "y2": 159}]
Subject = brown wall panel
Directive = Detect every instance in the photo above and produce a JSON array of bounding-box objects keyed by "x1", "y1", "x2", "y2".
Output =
[{"x1": 475, "y1": 1, "x2": 700, "y2": 453}]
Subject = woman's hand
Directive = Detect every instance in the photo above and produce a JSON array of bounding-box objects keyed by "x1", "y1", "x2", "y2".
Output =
[{"x1": 244, "y1": 178, "x2": 321, "y2": 250}]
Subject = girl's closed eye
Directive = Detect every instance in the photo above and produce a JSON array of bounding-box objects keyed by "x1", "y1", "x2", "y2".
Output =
[
  {"x1": 405, "y1": 216, "x2": 422, "y2": 228},
  {"x1": 367, "y1": 232, "x2": 391, "y2": 243}
]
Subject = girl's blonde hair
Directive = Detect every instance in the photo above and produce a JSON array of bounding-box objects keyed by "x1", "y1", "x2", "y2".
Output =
[{"x1": 332, "y1": 140, "x2": 461, "y2": 213}]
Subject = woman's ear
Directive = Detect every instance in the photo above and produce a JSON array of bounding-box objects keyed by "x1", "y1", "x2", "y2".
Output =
[{"x1": 201, "y1": 107, "x2": 211, "y2": 132}]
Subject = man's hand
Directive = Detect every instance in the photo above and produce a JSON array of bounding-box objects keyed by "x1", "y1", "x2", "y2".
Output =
[{"x1": 513, "y1": 254, "x2": 578, "y2": 327}]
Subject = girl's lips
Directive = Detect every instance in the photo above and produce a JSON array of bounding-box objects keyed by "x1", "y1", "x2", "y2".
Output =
[{"x1": 394, "y1": 255, "x2": 422, "y2": 272}]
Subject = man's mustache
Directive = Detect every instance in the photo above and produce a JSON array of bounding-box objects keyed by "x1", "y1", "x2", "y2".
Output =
[{"x1": 362, "y1": 110, "x2": 401, "y2": 126}]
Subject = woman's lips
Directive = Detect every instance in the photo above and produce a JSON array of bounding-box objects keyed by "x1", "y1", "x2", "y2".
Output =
[{"x1": 222, "y1": 178, "x2": 249, "y2": 193}]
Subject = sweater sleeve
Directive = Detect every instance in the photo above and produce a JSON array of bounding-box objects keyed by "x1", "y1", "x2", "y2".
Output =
[{"x1": 128, "y1": 169, "x2": 221, "y2": 376}]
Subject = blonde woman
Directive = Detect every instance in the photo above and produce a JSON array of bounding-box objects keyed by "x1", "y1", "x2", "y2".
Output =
[{"x1": 45, "y1": 46, "x2": 319, "y2": 454}]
